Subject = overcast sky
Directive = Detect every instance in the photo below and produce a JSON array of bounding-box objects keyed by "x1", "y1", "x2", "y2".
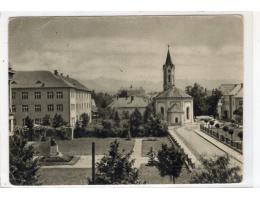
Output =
[{"x1": 9, "y1": 15, "x2": 243, "y2": 83}]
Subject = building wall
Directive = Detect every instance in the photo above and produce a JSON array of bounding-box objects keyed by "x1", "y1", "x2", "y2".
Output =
[
  {"x1": 12, "y1": 88, "x2": 71, "y2": 127},
  {"x1": 155, "y1": 98, "x2": 193, "y2": 125},
  {"x1": 220, "y1": 95, "x2": 243, "y2": 120}
]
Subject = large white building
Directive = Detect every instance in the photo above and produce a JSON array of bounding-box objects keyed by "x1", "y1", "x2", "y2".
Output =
[
  {"x1": 11, "y1": 70, "x2": 92, "y2": 128},
  {"x1": 154, "y1": 47, "x2": 194, "y2": 126}
]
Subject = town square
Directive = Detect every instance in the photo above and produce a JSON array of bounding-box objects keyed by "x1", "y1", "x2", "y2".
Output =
[{"x1": 8, "y1": 15, "x2": 243, "y2": 185}]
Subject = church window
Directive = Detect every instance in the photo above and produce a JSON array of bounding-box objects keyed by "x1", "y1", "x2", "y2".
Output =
[
  {"x1": 160, "y1": 107, "x2": 164, "y2": 119},
  {"x1": 175, "y1": 117, "x2": 178, "y2": 123},
  {"x1": 186, "y1": 107, "x2": 190, "y2": 120}
]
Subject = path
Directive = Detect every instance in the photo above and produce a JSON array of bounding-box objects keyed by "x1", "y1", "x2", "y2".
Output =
[{"x1": 131, "y1": 138, "x2": 149, "y2": 168}]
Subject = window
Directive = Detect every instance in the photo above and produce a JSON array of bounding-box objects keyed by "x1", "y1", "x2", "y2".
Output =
[
  {"x1": 35, "y1": 105, "x2": 41, "y2": 112},
  {"x1": 12, "y1": 105, "x2": 16, "y2": 112},
  {"x1": 168, "y1": 75, "x2": 171, "y2": 83},
  {"x1": 22, "y1": 92, "x2": 28, "y2": 99},
  {"x1": 12, "y1": 91, "x2": 16, "y2": 99},
  {"x1": 160, "y1": 107, "x2": 164, "y2": 120},
  {"x1": 35, "y1": 92, "x2": 41, "y2": 99},
  {"x1": 57, "y1": 104, "x2": 63, "y2": 112},
  {"x1": 47, "y1": 104, "x2": 54, "y2": 112},
  {"x1": 14, "y1": 119, "x2": 16, "y2": 126},
  {"x1": 35, "y1": 118, "x2": 42, "y2": 124},
  {"x1": 239, "y1": 100, "x2": 243, "y2": 106},
  {"x1": 47, "y1": 91, "x2": 54, "y2": 99},
  {"x1": 56, "y1": 91, "x2": 63, "y2": 99},
  {"x1": 175, "y1": 117, "x2": 179, "y2": 123},
  {"x1": 186, "y1": 107, "x2": 190, "y2": 120},
  {"x1": 22, "y1": 105, "x2": 28, "y2": 112},
  {"x1": 71, "y1": 104, "x2": 75, "y2": 110}
]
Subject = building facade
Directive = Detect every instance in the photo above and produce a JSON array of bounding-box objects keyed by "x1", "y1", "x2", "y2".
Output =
[
  {"x1": 154, "y1": 47, "x2": 194, "y2": 126},
  {"x1": 11, "y1": 70, "x2": 92, "y2": 128},
  {"x1": 217, "y1": 83, "x2": 243, "y2": 121}
]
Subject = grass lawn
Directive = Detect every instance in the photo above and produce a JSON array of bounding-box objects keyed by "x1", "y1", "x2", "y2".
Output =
[
  {"x1": 139, "y1": 164, "x2": 191, "y2": 184},
  {"x1": 34, "y1": 138, "x2": 135, "y2": 156},
  {"x1": 39, "y1": 168, "x2": 92, "y2": 185},
  {"x1": 141, "y1": 137, "x2": 172, "y2": 157}
]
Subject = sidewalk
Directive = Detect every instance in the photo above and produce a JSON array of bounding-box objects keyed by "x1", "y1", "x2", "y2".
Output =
[
  {"x1": 131, "y1": 138, "x2": 148, "y2": 168},
  {"x1": 194, "y1": 129, "x2": 243, "y2": 164}
]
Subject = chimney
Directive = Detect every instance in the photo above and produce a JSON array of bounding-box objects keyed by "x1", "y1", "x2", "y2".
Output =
[
  {"x1": 67, "y1": 75, "x2": 69, "y2": 78},
  {"x1": 54, "y1": 70, "x2": 58, "y2": 76},
  {"x1": 61, "y1": 73, "x2": 63, "y2": 77}
]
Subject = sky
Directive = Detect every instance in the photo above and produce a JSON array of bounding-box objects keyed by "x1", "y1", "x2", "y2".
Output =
[{"x1": 9, "y1": 15, "x2": 243, "y2": 84}]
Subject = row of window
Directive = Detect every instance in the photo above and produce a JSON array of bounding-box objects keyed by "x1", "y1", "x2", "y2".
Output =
[
  {"x1": 12, "y1": 91, "x2": 63, "y2": 100},
  {"x1": 70, "y1": 91, "x2": 91, "y2": 99},
  {"x1": 71, "y1": 102, "x2": 91, "y2": 110},
  {"x1": 12, "y1": 104, "x2": 64, "y2": 112}
]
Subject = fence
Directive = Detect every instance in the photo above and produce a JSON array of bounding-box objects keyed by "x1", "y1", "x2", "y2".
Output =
[{"x1": 200, "y1": 125, "x2": 242, "y2": 154}]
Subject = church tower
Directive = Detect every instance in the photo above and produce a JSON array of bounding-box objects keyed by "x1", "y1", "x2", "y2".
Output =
[{"x1": 163, "y1": 45, "x2": 175, "y2": 91}]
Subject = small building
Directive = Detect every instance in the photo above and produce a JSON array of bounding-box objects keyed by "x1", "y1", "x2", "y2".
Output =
[
  {"x1": 217, "y1": 83, "x2": 243, "y2": 121},
  {"x1": 11, "y1": 70, "x2": 92, "y2": 128},
  {"x1": 154, "y1": 46, "x2": 194, "y2": 126},
  {"x1": 108, "y1": 96, "x2": 149, "y2": 117}
]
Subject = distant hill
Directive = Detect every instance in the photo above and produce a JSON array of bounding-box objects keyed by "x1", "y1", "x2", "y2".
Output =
[{"x1": 81, "y1": 77, "x2": 242, "y2": 94}]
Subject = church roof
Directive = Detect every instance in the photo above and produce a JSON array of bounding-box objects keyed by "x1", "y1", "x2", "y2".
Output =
[
  {"x1": 155, "y1": 86, "x2": 192, "y2": 99},
  {"x1": 165, "y1": 48, "x2": 173, "y2": 66}
]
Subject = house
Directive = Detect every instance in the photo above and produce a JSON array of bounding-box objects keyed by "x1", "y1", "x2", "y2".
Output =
[
  {"x1": 108, "y1": 96, "x2": 149, "y2": 117},
  {"x1": 11, "y1": 70, "x2": 92, "y2": 128},
  {"x1": 154, "y1": 46, "x2": 194, "y2": 126},
  {"x1": 217, "y1": 83, "x2": 243, "y2": 121}
]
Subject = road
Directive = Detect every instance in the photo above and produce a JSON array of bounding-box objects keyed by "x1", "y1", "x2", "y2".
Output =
[{"x1": 168, "y1": 125, "x2": 242, "y2": 168}]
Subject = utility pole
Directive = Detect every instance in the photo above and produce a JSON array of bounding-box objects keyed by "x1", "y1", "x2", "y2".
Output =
[{"x1": 92, "y1": 142, "x2": 95, "y2": 184}]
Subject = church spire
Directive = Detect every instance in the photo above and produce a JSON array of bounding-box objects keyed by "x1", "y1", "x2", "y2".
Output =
[
  {"x1": 165, "y1": 45, "x2": 173, "y2": 66},
  {"x1": 163, "y1": 45, "x2": 175, "y2": 91}
]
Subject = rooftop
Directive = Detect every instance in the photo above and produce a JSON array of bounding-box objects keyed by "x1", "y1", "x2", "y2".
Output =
[
  {"x1": 155, "y1": 86, "x2": 192, "y2": 99},
  {"x1": 108, "y1": 96, "x2": 149, "y2": 109},
  {"x1": 11, "y1": 70, "x2": 91, "y2": 91}
]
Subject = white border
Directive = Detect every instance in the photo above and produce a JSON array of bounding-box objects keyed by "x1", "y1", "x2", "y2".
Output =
[{"x1": 0, "y1": 11, "x2": 254, "y2": 188}]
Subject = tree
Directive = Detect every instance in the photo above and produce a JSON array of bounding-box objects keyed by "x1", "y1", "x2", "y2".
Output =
[
  {"x1": 114, "y1": 111, "x2": 121, "y2": 126},
  {"x1": 209, "y1": 120, "x2": 214, "y2": 129},
  {"x1": 42, "y1": 115, "x2": 51, "y2": 126},
  {"x1": 52, "y1": 114, "x2": 66, "y2": 128},
  {"x1": 155, "y1": 144, "x2": 185, "y2": 183},
  {"x1": 190, "y1": 155, "x2": 242, "y2": 183},
  {"x1": 143, "y1": 103, "x2": 155, "y2": 123},
  {"x1": 228, "y1": 128, "x2": 234, "y2": 142},
  {"x1": 73, "y1": 120, "x2": 82, "y2": 138},
  {"x1": 89, "y1": 140, "x2": 141, "y2": 184},
  {"x1": 24, "y1": 116, "x2": 34, "y2": 141},
  {"x1": 9, "y1": 130, "x2": 40, "y2": 185},
  {"x1": 238, "y1": 131, "x2": 243, "y2": 141},
  {"x1": 205, "y1": 89, "x2": 222, "y2": 117},
  {"x1": 146, "y1": 147, "x2": 157, "y2": 166},
  {"x1": 215, "y1": 123, "x2": 220, "y2": 134},
  {"x1": 233, "y1": 107, "x2": 243, "y2": 124},
  {"x1": 80, "y1": 113, "x2": 89, "y2": 129},
  {"x1": 118, "y1": 90, "x2": 128, "y2": 98},
  {"x1": 129, "y1": 108, "x2": 143, "y2": 137},
  {"x1": 122, "y1": 110, "x2": 130, "y2": 119}
]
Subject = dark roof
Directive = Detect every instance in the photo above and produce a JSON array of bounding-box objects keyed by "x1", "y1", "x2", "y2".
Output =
[
  {"x1": 12, "y1": 70, "x2": 90, "y2": 91},
  {"x1": 108, "y1": 96, "x2": 148, "y2": 109},
  {"x1": 165, "y1": 49, "x2": 173, "y2": 66},
  {"x1": 155, "y1": 86, "x2": 192, "y2": 99}
]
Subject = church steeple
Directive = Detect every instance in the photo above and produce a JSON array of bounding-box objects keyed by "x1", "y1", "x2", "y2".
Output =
[{"x1": 163, "y1": 45, "x2": 175, "y2": 91}]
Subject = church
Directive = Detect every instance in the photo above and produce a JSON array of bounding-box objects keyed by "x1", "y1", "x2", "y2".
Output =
[{"x1": 154, "y1": 46, "x2": 194, "y2": 126}]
